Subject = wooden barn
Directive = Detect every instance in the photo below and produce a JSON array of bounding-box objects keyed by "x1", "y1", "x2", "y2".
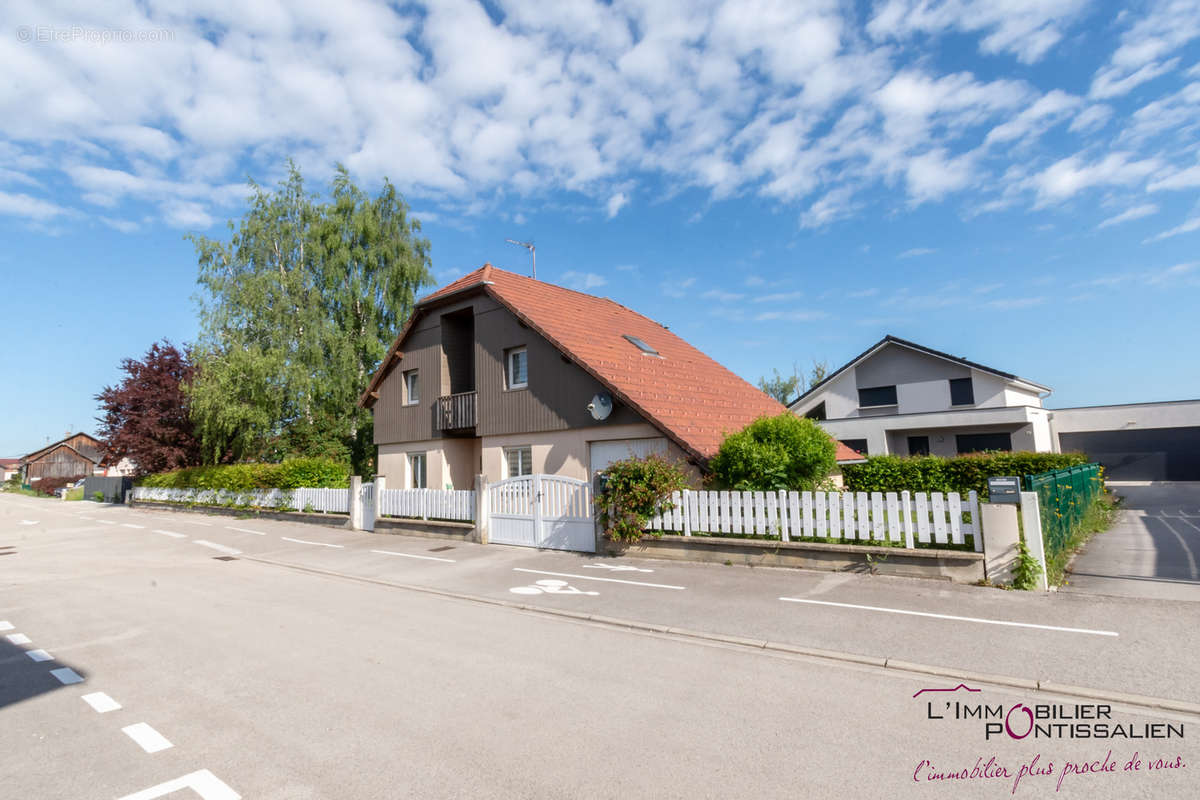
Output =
[{"x1": 20, "y1": 433, "x2": 104, "y2": 482}]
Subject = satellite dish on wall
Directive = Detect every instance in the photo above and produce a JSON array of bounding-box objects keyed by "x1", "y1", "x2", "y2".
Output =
[{"x1": 587, "y1": 392, "x2": 613, "y2": 421}]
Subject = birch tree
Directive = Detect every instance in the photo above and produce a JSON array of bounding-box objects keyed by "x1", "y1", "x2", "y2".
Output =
[{"x1": 188, "y1": 162, "x2": 432, "y2": 472}]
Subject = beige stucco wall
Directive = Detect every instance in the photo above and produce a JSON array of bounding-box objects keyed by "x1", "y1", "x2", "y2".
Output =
[
  {"x1": 480, "y1": 422, "x2": 693, "y2": 483},
  {"x1": 379, "y1": 424, "x2": 703, "y2": 488}
]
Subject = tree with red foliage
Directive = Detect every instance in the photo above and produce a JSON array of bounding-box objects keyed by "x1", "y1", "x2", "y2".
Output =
[{"x1": 95, "y1": 341, "x2": 203, "y2": 477}]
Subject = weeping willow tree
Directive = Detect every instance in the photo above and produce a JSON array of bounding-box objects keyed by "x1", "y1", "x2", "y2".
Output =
[{"x1": 187, "y1": 162, "x2": 432, "y2": 473}]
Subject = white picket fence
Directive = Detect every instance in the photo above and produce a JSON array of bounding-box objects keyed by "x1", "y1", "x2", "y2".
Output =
[
  {"x1": 377, "y1": 488, "x2": 475, "y2": 522},
  {"x1": 647, "y1": 489, "x2": 982, "y2": 551},
  {"x1": 131, "y1": 486, "x2": 351, "y2": 513}
]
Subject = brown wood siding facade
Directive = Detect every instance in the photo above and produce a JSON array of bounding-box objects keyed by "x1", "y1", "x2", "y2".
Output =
[
  {"x1": 373, "y1": 293, "x2": 645, "y2": 445},
  {"x1": 24, "y1": 444, "x2": 96, "y2": 480}
]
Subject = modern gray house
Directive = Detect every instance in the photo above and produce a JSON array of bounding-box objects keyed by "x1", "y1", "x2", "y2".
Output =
[
  {"x1": 788, "y1": 335, "x2": 1200, "y2": 480},
  {"x1": 788, "y1": 336, "x2": 1054, "y2": 458}
]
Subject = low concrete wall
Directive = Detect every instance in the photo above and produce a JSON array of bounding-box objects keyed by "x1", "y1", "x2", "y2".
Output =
[
  {"x1": 608, "y1": 535, "x2": 985, "y2": 583},
  {"x1": 129, "y1": 500, "x2": 351, "y2": 528},
  {"x1": 374, "y1": 517, "x2": 476, "y2": 542},
  {"x1": 129, "y1": 499, "x2": 477, "y2": 541}
]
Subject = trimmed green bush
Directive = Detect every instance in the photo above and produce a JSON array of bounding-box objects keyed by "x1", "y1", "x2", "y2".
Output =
[
  {"x1": 841, "y1": 451, "x2": 1088, "y2": 497},
  {"x1": 708, "y1": 414, "x2": 836, "y2": 491},
  {"x1": 137, "y1": 457, "x2": 350, "y2": 490},
  {"x1": 596, "y1": 454, "x2": 691, "y2": 543}
]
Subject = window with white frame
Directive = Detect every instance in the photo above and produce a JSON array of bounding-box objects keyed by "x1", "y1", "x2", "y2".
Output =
[
  {"x1": 505, "y1": 446, "x2": 532, "y2": 477},
  {"x1": 404, "y1": 370, "x2": 419, "y2": 405},
  {"x1": 409, "y1": 452, "x2": 427, "y2": 489},
  {"x1": 505, "y1": 347, "x2": 528, "y2": 389}
]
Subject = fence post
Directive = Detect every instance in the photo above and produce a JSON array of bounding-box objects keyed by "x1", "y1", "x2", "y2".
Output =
[
  {"x1": 1020, "y1": 491, "x2": 1050, "y2": 592},
  {"x1": 474, "y1": 474, "x2": 488, "y2": 544},
  {"x1": 778, "y1": 489, "x2": 790, "y2": 542},
  {"x1": 375, "y1": 475, "x2": 387, "y2": 520},
  {"x1": 682, "y1": 490, "x2": 693, "y2": 537},
  {"x1": 349, "y1": 476, "x2": 362, "y2": 530}
]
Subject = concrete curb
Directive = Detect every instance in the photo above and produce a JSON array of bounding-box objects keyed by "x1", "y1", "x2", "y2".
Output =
[{"x1": 239, "y1": 554, "x2": 1200, "y2": 718}]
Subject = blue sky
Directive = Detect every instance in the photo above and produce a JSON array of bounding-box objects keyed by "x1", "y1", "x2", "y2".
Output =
[{"x1": 2, "y1": 0, "x2": 1199, "y2": 457}]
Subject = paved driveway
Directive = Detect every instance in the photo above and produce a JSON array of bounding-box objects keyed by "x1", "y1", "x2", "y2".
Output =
[{"x1": 1063, "y1": 482, "x2": 1200, "y2": 601}]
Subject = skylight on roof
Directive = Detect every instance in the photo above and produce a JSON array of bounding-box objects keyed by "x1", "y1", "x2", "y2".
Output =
[{"x1": 623, "y1": 334, "x2": 661, "y2": 357}]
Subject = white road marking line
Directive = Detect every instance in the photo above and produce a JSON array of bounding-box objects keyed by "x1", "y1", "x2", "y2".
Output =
[
  {"x1": 512, "y1": 567, "x2": 685, "y2": 590},
  {"x1": 50, "y1": 667, "x2": 84, "y2": 685},
  {"x1": 371, "y1": 548, "x2": 456, "y2": 563},
  {"x1": 582, "y1": 563, "x2": 654, "y2": 573},
  {"x1": 0, "y1": 621, "x2": 12, "y2": 631},
  {"x1": 26, "y1": 649, "x2": 53, "y2": 662},
  {"x1": 120, "y1": 523, "x2": 146, "y2": 529},
  {"x1": 82, "y1": 691, "x2": 122, "y2": 713},
  {"x1": 511, "y1": 579, "x2": 599, "y2": 596},
  {"x1": 193, "y1": 540, "x2": 241, "y2": 556},
  {"x1": 122, "y1": 722, "x2": 174, "y2": 753},
  {"x1": 96, "y1": 520, "x2": 116, "y2": 525},
  {"x1": 281, "y1": 536, "x2": 343, "y2": 548},
  {"x1": 117, "y1": 769, "x2": 240, "y2": 800},
  {"x1": 6, "y1": 633, "x2": 31, "y2": 645},
  {"x1": 19, "y1": 520, "x2": 38, "y2": 525},
  {"x1": 778, "y1": 597, "x2": 1120, "y2": 637},
  {"x1": 225, "y1": 526, "x2": 265, "y2": 535},
  {"x1": 153, "y1": 529, "x2": 187, "y2": 539}
]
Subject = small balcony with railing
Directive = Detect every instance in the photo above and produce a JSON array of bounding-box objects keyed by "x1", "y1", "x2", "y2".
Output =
[{"x1": 436, "y1": 391, "x2": 477, "y2": 432}]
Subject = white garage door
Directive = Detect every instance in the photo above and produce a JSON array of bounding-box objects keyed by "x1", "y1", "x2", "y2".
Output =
[{"x1": 588, "y1": 438, "x2": 668, "y2": 478}]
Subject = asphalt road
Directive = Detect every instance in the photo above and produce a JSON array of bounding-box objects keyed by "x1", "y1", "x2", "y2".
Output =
[
  {"x1": 1064, "y1": 482, "x2": 1200, "y2": 602},
  {"x1": 2, "y1": 494, "x2": 1198, "y2": 798}
]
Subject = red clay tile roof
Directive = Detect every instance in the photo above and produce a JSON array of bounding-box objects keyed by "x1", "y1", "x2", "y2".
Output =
[
  {"x1": 364, "y1": 264, "x2": 790, "y2": 461},
  {"x1": 835, "y1": 441, "x2": 867, "y2": 462}
]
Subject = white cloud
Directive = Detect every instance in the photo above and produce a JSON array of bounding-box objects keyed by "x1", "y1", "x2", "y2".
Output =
[
  {"x1": 1097, "y1": 203, "x2": 1159, "y2": 228},
  {"x1": 702, "y1": 288, "x2": 746, "y2": 301},
  {"x1": 899, "y1": 247, "x2": 936, "y2": 258},
  {"x1": 985, "y1": 296, "x2": 1046, "y2": 310},
  {"x1": 0, "y1": 190, "x2": 68, "y2": 221},
  {"x1": 661, "y1": 277, "x2": 697, "y2": 298},
  {"x1": 1144, "y1": 216, "x2": 1200, "y2": 242},
  {"x1": 1068, "y1": 104, "x2": 1113, "y2": 134},
  {"x1": 751, "y1": 290, "x2": 805, "y2": 303},
  {"x1": 1148, "y1": 162, "x2": 1200, "y2": 191},
  {"x1": 560, "y1": 271, "x2": 608, "y2": 291},
  {"x1": 905, "y1": 149, "x2": 975, "y2": 202},
  {"x1": 1030, "y1": 153, "x2": 1162, "y2": 205},
  {"x1": 605, "y1": 191, "x2": 629, "y2": 219},
  {"x1": 99, "y1": 216, "x2": 140, "y2": 233},
  {"x1": 866, "y1": 0, "x2": 1090, "y2": 63},
  {"x1": 1088, "y1": 0, "x2": 1200, "y2": 98},
  {"x1": 753, "y1": 310, "x2": 829, "y2": 322}
]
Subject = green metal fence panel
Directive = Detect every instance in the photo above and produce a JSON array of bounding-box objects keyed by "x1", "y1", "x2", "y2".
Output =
[{"x1": 1023, "y1": 463, "x2": 1102, "y2": 562}]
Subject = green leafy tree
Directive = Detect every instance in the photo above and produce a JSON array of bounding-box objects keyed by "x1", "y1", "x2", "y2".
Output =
[
  {"x1": 187, "y1": 162, "x2": 431, "y2": 472},
  {"x1": 708, "y1": 413, "x2": 836, "y2": 491},
  {"x1": 756, "y1": 360, "x2": 829, "y2": 403}
]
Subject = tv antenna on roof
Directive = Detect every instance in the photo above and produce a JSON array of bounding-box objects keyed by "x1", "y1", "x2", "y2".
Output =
[{"x1": 505, "y1": 239, "x2": 536, "y2": 279}]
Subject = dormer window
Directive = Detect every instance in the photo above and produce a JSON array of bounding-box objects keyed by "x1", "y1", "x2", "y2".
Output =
[{"x1": 623, "y1": 335, "x2": 660, "y2": 357}]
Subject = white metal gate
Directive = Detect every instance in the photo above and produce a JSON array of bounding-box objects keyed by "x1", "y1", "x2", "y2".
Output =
[{"x1": 487, "y1": 474, "x2": 595, "y2": 552}]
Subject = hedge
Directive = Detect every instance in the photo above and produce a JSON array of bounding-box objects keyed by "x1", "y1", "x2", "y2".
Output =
[
  {"x1": 841, "y1": 452, "x2": 1089, "y2": 498},
  {"x1": 137, "y1": 458, "x2": 350, "y2": 490}
]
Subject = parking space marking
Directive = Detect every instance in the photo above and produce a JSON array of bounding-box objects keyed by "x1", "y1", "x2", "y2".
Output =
[
  {"x1": 26, "y1": 649, "x2": 53, "y2": 662},
  {"x1": 6, "y1": 633, "x2": 31, "y2": 645},
  {"x1": 117, "y1": 769, "x2": 240, "y2": 800},
  {"x1": 81, "y1": 692, "x2": 122, "y2": 713},
  {"x1": 282, "y1": 536, "x2": 343, "y2": 548},
  {"x1": 778, "y1": 597, "x2": 1120, "y2": 637},
  {"x1": 122, "y1": 722, "x2": 174, "y2": 753},
  {"x1": 225, "y1": 526, "x2": 265, "y2": 536},
  {"x1": 96, "y1": 520, "x2": 116, "y2": 525},
  {"x1": 50, "y1": 667, "x2": 84, "y2": 685},
  {"x1": 512, "y1": 567, "x2": 685, "y2": 590},
  {"x1": 193, "y1": 540, "x2": 241, "y2": 556},
  {"x1": 583, "y1": 564, "x2": 654, "y2": 573},
  {"x1": 19, "y1": 520, "x2": 38, "y2": 525},
  {"x1": 153, "y1": 529, "x2": 187, "y2": 539},
  {"x1": 0, "y1": 621, "x2": 12, "y2": 631},
  {"x1": 371, "y1": 548, "x2": 456, "y2": 563},
  {"x1": 120, "y1": 523, "x2": 146, "y2": 529}
]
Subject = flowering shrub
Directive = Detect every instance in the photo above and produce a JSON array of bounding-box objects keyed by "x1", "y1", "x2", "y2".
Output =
[{"x1": 596, "y1": 454, "x2": 691, "y2": 543}]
